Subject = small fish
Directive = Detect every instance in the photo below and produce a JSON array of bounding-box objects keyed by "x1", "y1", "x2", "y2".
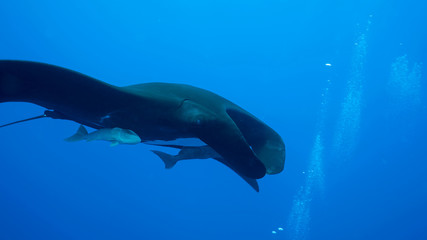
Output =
[
  {"x1": 65, "y1": 125, "x2": 141, "y2": 146},
  {"x1": 149, "y1": 144, "x2": 260, "y2": 192}
]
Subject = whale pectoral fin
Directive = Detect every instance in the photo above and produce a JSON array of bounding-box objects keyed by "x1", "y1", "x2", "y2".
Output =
[
  {"x1": 209, "y1": 155, "x2": 260, "y2": 192},
  {"x1": 197, "y1": 117, "x2": 266, "y2": 179},
  {"x1": 110, "y1": 141, "x2": 119, "y2": 147},
  {"x1": 240, "y1": 175, "x2": 259, "y2": 192}
]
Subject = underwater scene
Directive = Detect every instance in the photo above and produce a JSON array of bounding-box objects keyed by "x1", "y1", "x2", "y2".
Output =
[{"x1": 0, "y1": 0, "x2": 426, "y2": 239}]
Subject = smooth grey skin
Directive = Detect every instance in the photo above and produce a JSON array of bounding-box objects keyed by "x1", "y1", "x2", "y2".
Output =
[
  {"x1": 65, "y1": 125, "x2": 141, "y2": 147},
  {"x1": 0, "y1": 60, "x2": 285, "y2": 181},
  {"x1": 149, "y1": 144, "x2": 260, "y2": 192}
]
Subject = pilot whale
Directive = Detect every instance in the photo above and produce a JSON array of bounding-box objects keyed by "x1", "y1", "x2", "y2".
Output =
[{"x1": 0, "y1": 60, "x2": 285, "y2": 188}]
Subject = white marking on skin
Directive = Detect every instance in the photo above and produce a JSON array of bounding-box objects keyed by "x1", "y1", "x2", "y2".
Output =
[{"x1": 100, "y1": 114, "x2": 111, "y2": 123}]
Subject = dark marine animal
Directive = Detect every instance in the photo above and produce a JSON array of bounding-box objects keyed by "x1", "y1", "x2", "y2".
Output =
[{"x1": 0, "y1": 60, "x2": 285, "y2": 189}]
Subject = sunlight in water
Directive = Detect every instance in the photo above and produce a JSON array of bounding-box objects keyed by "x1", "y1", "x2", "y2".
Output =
[
  {"x1": 286, "y1": 133, "x2": 326, "y2": 240},
  {"x1": 388, "y1": 55, "x2": 422, "y2": 109},
  {"x1": 286, "y1": 185, "x2": 312, "y2": 240},
  {"x1": 333, "y1": 30, "x2": 367, "y2": 160},
  {"x1": 285, "y1": 78, "x2": 329, "y2": 239},
  {"x1": 307, "y1": 134, "x2": 325, "y2": 194},
  {"x1": 286, "y1": 20, "x2": 371, "y2": 238}
]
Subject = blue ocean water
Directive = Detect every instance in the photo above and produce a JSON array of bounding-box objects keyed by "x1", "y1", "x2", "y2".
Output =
[{"x1": 0, "y1": 0, "x2": 426, "y2": 239}]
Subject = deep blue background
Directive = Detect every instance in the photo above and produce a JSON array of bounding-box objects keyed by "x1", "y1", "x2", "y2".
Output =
[{"x1": 0, "y1": 1, "x2": 426, "y2": 239}]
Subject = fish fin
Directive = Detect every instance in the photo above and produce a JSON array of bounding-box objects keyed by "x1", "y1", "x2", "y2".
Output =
[
  {"x1": 64, "y1": 125, "x2": 88, "y2": 142},
  {"x1": 110, "y1": 141, "x2": 119, "y2": 147},
  {"x1": 151, "y1": 150, "x2": 178, "y2": 169}
]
